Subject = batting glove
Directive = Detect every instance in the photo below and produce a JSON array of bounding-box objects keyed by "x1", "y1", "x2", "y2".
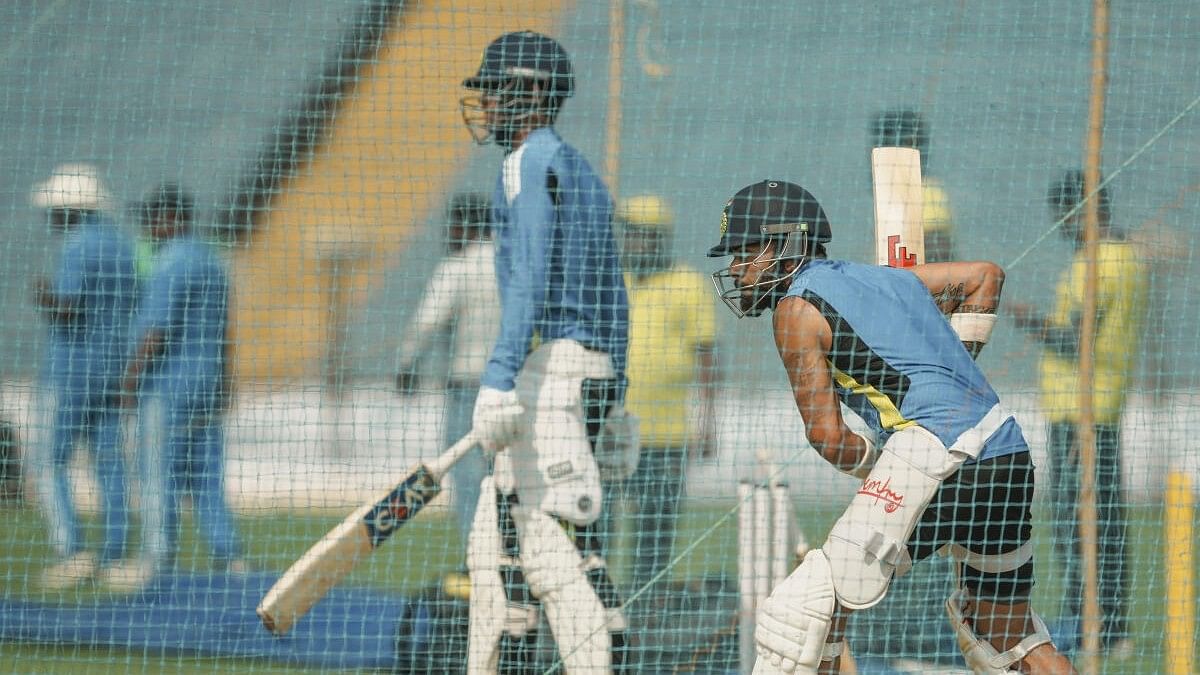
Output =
[{"x1": 472, "y1": 386, "x2": 524, "y2": 453}]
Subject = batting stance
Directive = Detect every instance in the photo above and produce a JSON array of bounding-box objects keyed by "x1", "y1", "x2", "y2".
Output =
[
  {"x1": 707, "y1": 180, "x2": 1075, "y2": 674},
  {"x1": 459, "y1": 31, "x2": 632, "y2": 673}
]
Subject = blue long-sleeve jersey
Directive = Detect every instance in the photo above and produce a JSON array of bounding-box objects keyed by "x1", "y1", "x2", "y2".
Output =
[
  {"x1": 46, "y1": 213, "x2": 139, "y2": 389},
  {"x1": 482, "y1": 127, "x2": 629, "y2": 395},
  {"x1": 135, "y1": 234, "x2": 229, "y2": 392}
]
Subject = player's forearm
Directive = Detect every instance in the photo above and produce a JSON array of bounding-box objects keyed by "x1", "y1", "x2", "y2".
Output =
[
  {"x1": 809, "y1": 423, "x2": 873, "y2": 477},
  {"x1": 962, "y1": 261, "x2": 1005, "y2": 313},
  {"x1": 913, "y1": 261, "x2": 1004, "y2": 314}
]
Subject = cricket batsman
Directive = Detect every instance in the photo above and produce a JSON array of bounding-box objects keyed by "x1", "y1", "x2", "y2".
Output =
[
  {"x1": 707, "y1": 179, "x2": 1076, "y2": 674},
  {"x1": 459, "y1": 30, "x2": 633, "y2": 673}
]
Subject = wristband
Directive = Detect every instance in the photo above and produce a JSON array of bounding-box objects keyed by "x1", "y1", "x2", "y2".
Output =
[
  {"x1": 845, "y1": 431, "x2": 880, "y2": 480},
  {"x1": 949, "y1": 312, "x2": 997, "y2": 344}
]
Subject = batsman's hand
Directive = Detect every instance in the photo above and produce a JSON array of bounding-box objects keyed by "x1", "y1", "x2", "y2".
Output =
[{"x1": 472, "y1": 386, "x2": 524, "y2": 453}]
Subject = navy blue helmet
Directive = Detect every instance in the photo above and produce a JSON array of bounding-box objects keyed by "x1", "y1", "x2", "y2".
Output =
[{"x1": 461, "y1": 31, "x2": 574, "y2": 147}]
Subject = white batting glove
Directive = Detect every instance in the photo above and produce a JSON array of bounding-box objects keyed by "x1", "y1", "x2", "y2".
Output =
[{"x1": 472, "y1": 386, "x2": 524, "y2": 453}]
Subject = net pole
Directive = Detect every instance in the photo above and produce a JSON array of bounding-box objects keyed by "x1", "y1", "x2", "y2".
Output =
[
  {"x1": 604, "y1": 0, "x2": 625, "y2": 198},
  {"x1": 1077, "y1": 0, "x2": 1109, "y2": 667}
]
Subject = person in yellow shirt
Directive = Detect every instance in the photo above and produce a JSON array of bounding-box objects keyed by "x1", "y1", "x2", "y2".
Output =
[
  {"x1": 871, "y1": 108, "x2": 957, "y2": 262},
  {"x1": 607, "y1": 195, "x2": 719, "y2": 611},
  {"x1": 1010, "y1": 170, "x2": 1147, "y2": 655}
]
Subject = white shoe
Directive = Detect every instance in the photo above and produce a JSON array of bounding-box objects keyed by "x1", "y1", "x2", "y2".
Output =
[
  {"x1": 40, "y1": 551, "x2": 98, "y2": 590},
  {"x1": 98, "y1": 557, "x2": 157, "y2": 594}
]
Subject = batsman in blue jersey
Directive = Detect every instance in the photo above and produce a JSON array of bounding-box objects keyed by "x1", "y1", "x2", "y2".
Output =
[
  {"x1": 117, "y1": 184, "x2": 243, "y2": 590},
  {"x1": 31, "y1": 164, "x2": 139, "y2": 590},
  {"x1": 708, "y1": 180, "x2": 1075, "y2": 675},
  {"x1": 459, "y1": 30, "x2": 632, "y2": 673}
]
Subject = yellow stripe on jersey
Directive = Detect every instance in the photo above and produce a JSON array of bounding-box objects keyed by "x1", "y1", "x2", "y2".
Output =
[{"x1": 831, "y1": 365, "x2": 918, "y2": 431}]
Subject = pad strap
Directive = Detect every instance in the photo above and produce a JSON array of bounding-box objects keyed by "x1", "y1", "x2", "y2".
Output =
[
  {"x1": 949, "y1": 404, "x2": 1012, "y2": 460},
  {"x1": 820, "y1": 641, "x2": 846, "y2": 662},
  {"x1": 944, "y1": 540, "x2": 1033, "y2": 575}
]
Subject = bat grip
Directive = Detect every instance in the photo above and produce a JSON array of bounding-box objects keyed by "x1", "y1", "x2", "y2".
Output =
[{"x1": 425, "y1": 430, "x2": 479, "y2": 482}]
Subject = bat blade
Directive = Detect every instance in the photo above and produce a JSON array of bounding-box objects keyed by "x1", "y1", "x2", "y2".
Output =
[
  {"x1": 256, "y1": 433, "x2": 476, "y2": 635},
  {"x1": 871, "y1": 146, "x2": 925, "y2": 268}
]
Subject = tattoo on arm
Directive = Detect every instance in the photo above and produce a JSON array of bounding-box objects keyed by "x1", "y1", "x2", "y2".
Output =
[{"x1": 931, "y1": 282, "x2": 966, "y2": 314}]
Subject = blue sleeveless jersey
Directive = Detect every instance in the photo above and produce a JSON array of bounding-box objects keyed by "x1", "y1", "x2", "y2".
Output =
[{"x1": 785, "y1": 259, "x2": 1026, "y2": 462}]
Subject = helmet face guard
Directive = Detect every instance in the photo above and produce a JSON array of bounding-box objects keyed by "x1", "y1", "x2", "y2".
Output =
[
  {"x1": 460, "y1": 76, "x2": 555, "y2": 147},
  {"x1": 710, "y1": 223, "x2": 813, "y2": 318}
]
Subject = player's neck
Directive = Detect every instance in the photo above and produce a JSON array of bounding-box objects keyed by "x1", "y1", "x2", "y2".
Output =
[{"x1": 502, "y1": 123, "x2": 552, "y2": 152}]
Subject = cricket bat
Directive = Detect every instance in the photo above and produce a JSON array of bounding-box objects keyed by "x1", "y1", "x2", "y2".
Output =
[
  {"x1": 256, "y1": 431, "x2": 478, "y2": 635},
  {"x1": 871, "y1": 146, "x2": 925, "y2": 267}
]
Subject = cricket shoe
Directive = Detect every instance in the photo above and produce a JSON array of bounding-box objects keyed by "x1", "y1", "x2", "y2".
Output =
[
  {"x1": 40, "y1": 551, "x2": 98, "y2": 591},
  {"x1": 98, "y1": 557, "x2": 158, "y2": 594}
]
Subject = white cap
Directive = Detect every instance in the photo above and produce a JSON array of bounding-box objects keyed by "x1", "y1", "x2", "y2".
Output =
[{"x1": 30, "y1": 163, "x2": 113, "y2": 211}]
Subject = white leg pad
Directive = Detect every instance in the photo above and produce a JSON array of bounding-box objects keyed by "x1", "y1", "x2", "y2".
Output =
[
  {"x1": 752, "y1": 550, "x2": 837, "y2": 675},
  {"x1": 823, "y1": 425, "x2": 963, "y2": 609},
  {"x1": 945, "y1": 589, "x2": 1052, "y2": 674},
  {"x1": 467, "y1": 478, "x2": 506, "y2": 675},
  {"x1": 513, "y1": 505, "x2": 611, "y2": 673},
  {"x1": 511, "y1": 340, "x2": 612, "y2": 526}
]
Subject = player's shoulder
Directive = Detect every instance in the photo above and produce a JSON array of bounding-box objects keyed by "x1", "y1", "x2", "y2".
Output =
[
  {"x1": 516, "y1": 128, "x2": 565, "y2": 168},
  {"x1": 1099, "y1": 237, "x2": 1141, "y2": 263},
  {"x1": 791, "y1": 257, "x2": 856, "y2": 286}
]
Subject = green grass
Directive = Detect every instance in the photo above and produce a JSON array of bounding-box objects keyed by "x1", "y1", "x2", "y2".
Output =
[{"x1": 1, "y1": 500, "x2": 1194, "y2": 673}]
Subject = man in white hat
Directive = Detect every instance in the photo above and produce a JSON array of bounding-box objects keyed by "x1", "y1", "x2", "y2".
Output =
[{"x1": 30, "y1": 163, "x2": 139, "y2": 590}]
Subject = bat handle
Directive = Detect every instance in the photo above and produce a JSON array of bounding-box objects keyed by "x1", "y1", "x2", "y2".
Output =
[{"x1": 425, "y1": 431, "x2": 479, "y2": 481}]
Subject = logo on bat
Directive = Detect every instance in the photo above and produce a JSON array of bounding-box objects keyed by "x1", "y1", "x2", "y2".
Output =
[
  {"x1": 887, "y1": 235, "x2": 918, "y2": 268},
  {"x1": 363, "y1": 469, "x2": 440, "y2": 546}
]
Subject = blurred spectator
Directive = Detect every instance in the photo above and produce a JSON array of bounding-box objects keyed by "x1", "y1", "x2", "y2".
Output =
[
  {"x1": 870, "y1": 107, "x2": 957, "y2": 262},
  {"x1": 0, "y1": 414, "x2": 22, "y2": 504},
  {"x1": 113, "y1": 183, "x2": 245, "y2": 592},
  {"x1": 607, "y1": 195, "x2": 719, "y2": 604},
  {"x1": 1009, "y1": 170, "x2": 1147, "y2": 653},
  {"x1": 30, "y1": 163, "x2": 139, "y2": 590},
  {"x1": 394, "y1": 192, "x2": 498, "y2": 542}
]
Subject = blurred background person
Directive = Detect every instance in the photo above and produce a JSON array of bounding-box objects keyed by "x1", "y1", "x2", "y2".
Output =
[
  {"x1": 870, "y1": 107, "x2": 957, "y2": 262},
  {"x1": 0, "y1": 406, "x2": 20, "y2": 505},
  {"x1": 1009, "y1": 170, "x2": 1146, "y2": 655},
  {"x1": 394, "y1": 192, "x2": 498, "y2": 543},
  {"x1": 113, "y1": 182, "x2": 245, "y2": 592},
  {"x1": 607, "y1": 195, "x2": 719, "y2": 616},
  {"x1": 29, "y1": 163, "x2": 139, "y2": 590}
]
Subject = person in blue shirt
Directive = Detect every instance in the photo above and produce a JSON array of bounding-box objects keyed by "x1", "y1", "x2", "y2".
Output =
[
  {"x1": 30, "y1": 164, "x2": 139, "y2": 590},
  {"x1": 459, "y1": 31, "x2": 632, "y2": 673},
  {"x1": 707, "y1": 180, "x2": 1075, "y2": 674},
  {"x1": 113, "y1": 183, "x2": 244, "y2": 592}
]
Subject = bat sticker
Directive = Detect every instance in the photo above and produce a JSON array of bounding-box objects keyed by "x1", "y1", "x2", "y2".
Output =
[{"x1": 362, "y1": 468, "x2": 440, "y2": 547}]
